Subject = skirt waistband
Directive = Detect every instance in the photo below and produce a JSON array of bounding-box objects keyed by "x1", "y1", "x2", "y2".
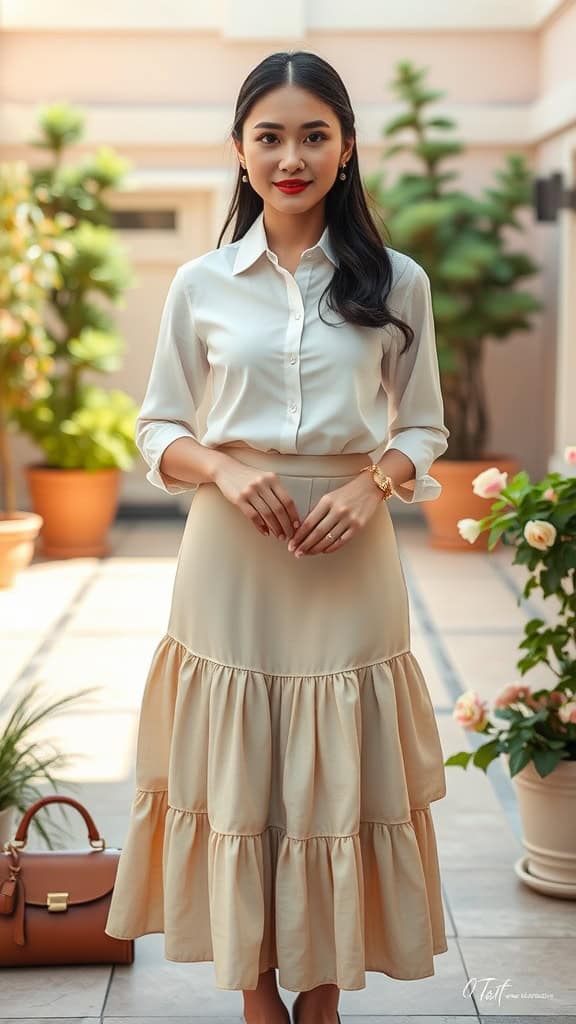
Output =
[{"x1": 215, "y1": 443, "x2": 373, "y2": 478}]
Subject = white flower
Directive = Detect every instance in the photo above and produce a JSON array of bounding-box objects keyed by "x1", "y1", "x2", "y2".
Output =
[
  {"x1": 457, "y1": 518, "x2": 482, "y2": 544},
  {"x1": 523, "y1": 519, "x2": 557, "y2": 551},
  {"x1": 558, "y1": 700, "x2": 576, "y2": 725}
]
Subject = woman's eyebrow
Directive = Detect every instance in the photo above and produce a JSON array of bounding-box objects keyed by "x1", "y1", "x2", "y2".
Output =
[{"x1": 251, "y1": 120, "x2": 331, "y2": 130}]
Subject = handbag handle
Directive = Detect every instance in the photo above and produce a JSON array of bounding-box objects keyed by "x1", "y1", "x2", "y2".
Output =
[{"x1": 7, "y1": 795, "x2": 105, "y2": 851}]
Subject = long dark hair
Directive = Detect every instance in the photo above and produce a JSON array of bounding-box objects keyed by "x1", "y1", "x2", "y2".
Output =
[{"x1": 217, "y1": 50, "x2": 414, "y2": 354}]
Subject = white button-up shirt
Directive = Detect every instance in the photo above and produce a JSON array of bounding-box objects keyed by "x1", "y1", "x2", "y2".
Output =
[{"x1": 136, "y1": 210, "x2": 450, "y2": 503}]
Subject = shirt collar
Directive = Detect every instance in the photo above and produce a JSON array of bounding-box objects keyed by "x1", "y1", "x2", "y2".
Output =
[{"x1": 232, "y1": 210, "x2": 339, "y2": 275}]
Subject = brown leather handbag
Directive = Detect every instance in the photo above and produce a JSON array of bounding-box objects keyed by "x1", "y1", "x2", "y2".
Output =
[{"x1": 0, "y1": 794, "x2": 134, "y2": 966}]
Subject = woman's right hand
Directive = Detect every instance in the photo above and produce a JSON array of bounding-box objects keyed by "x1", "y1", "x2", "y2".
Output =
[{"x1": 212, "y1": 456, "x2": 300, "y2": 540}]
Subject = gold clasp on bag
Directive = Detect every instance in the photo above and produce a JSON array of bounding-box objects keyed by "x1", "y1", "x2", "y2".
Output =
[{"x1": 47, "y1": 892, "x2": 69, "y2": 911}]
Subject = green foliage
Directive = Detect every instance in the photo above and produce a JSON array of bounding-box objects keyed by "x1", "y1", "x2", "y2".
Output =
[
  {"x1": 15, "y1": 102, "x2": 139, "y2": 471},
  {"x1": 365, "y1": 61, "x2": 542, "y2": 459},
  {"x1": 447, "y1": 461, "x2": 576, "y2": 779},
  {"x1": 15, "y1": 385, "x2": 138, "y2": 470},
  {"x1": 0, "y1": 160, "x2": 67, "y2": 513},
  {"x1": 0, "y1": 681, "x2": 101, "y2": 849}
]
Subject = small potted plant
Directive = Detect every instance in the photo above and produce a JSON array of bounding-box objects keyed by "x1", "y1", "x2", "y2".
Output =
[
  {"x1": 0, "y1": 159, "x2": 67, "y2": 587},
  {"x1": 366, "y1": 62, "x2": 542, "y2": 550},
  {"x1": 446, "y1": 448, "x2": 576, "y2": 897},
  {"x1": 0, "y1": 681, "x2": 100, "y2": 850}
]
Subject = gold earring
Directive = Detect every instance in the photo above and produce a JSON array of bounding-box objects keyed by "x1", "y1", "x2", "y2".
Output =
[
  {"x1": 241, "y1": 167, "x2": 248, "y2": 183},
  {"x1": 339, "y1": 163, "x2": 347, "y2": 180}
]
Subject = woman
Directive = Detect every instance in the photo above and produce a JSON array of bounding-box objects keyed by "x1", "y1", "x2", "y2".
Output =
[{"x1": 105, "y1": 49, "x2": 450, "y2": 1024}]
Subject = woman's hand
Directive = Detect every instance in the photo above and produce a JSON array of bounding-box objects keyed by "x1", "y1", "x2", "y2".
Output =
[
  {"x1": 212, "y1": 456, "x2": 300, "y2": 539},
  {"x1": 287, "y1": 473, "x2": 385, "y2": 557}
]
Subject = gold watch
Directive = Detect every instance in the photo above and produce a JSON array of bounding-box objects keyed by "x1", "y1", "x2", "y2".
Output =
[{"x1": 359, "y1": 463, "x2": 394, "y2": 500}]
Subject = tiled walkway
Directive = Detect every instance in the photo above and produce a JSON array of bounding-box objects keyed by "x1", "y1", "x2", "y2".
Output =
[{"x1": 1, "y1": 516, "x2": 575, "y2": 1022}]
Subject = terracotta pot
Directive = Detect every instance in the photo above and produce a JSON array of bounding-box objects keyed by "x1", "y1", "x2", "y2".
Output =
[
  {"x1": 505, "y1": 755, "x2": 576, "y2": 898},
  {"x1": 0, "y1": 511, "x2": 44, "y2": 588},
  {"x1": 0, "y1": 805, "x2": 17, "y2": 849},
  {"x1": 25, "y1": 464, "x2": 121, "y2": 559},
  {"x1": 423, "y1": 453, "x2": 522, "y2": 550}
]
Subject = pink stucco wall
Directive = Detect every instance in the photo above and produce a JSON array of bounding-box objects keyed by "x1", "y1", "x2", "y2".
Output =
[{"x1": 1, "y1": 8, "x2": 574, "y2": 504}]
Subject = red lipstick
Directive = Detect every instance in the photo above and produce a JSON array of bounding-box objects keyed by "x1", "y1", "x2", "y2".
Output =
[{"x1": 273, "y1": 179, "x2": 312, "y2": 195}]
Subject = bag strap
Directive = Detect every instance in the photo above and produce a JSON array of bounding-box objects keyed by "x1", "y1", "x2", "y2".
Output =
[
  {"x1": 1, "y1": 844, "x2": 26, "y2": 945},
  {"x1": 11, "y1": 795, "x2": 104, "y2": 850}
]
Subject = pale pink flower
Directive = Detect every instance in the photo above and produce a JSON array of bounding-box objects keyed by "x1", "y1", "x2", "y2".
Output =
[
  {"x1": 558, "y1": 700, "x2": 576, "y2": 725},
  {"x1": 457, "y1": 518, "x2": 482, "y2": 544},
  {"x1": 543, "y1": 487, "x2": 558, "y2": 502},
  {"x1": 494, "y1": 682, "x2": 532, "y2": 708},
  {"x1": 523, "y1": 519, "x2": 557, "y2": 550},
  {"x1": 453, "y1": 690, "x2": 489, "y2": 731},
  {"x1": 564, "y1": 446, "x2": 576, "y2": 465},
  {"x1": 472, "y1": 467, "x2": 508, "y2": 499}
]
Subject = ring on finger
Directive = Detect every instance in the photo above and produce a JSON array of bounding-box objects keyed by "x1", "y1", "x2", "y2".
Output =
[{"x1": 326, "y1": 525, "x2": 352, "y2": 548}]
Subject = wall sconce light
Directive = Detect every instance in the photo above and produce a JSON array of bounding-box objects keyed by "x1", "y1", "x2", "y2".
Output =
[{"x1": 534, "y1": 172, "x2": 576, "y2": 222}]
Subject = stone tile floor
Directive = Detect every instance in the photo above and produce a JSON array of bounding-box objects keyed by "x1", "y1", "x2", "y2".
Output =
[{"x1": 0, "y1": 516, "x2": 575, "y2": 1022}]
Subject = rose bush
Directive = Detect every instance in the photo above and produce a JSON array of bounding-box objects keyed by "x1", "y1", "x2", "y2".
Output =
[{"x1": 446, "y1": 446, "x2": 576, "y2": 778}]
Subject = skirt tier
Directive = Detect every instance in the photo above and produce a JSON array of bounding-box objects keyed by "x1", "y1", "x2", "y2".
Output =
[{"x1": 105, "y1": 447, "x2": 449, "y2": 991}]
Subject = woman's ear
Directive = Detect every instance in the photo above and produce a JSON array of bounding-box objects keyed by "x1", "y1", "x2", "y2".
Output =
[
  {"x1": 232, "y1": 139, "x2": 245, "y2": 166},
  {"x1": 343, "y1": 145, "x2": 354, "y2": 165}
]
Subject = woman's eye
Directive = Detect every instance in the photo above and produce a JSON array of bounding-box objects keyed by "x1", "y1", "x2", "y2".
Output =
[{"x1": 257, "y1": 132, "x2": 327, "y2": 145}]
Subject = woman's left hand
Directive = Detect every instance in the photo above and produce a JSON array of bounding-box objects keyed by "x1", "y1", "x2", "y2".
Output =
[{"x1": 287, "y1": 473, "x2": 386, "y2": 557}]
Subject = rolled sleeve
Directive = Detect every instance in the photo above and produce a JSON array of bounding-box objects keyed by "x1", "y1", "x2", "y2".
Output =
[
  {"x1": 382, "y1": 262, "x2": 450, "y2": 504},
  {"x1": 135, "y1": 265, "x2": 210, "y2": 495}
]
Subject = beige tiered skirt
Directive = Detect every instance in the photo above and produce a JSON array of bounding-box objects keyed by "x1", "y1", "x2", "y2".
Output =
[{"x1": 104, "y1": 445, "x2": 448, "y2": 991}]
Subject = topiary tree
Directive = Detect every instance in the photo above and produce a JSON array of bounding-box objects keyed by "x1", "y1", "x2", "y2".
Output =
[
  {"x1": 365, "y1": 61, "x2": 542, "y2": 461},
  {"x1": 13, "y1": 103, "x2": 139, "y2": 471}
]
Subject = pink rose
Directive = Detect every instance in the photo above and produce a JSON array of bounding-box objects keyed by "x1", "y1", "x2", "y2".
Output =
[
  {"x1": 453, "y1": 690, "x2": 489, "y2": 731},
  {"x1": 494, "y1": 682, "x2": 532, "y2": 708},
  {"x1": 564, "y1": 446, "x2": 576, "y2": 465},
  {"x1": 543, "y1": 487, "x2": 558, "y2": 502},
  {"x1": 471, "y1": 467, "x2": 508, "y2": 499}
]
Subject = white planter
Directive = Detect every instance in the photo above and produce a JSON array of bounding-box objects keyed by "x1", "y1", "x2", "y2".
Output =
[{"x1": 505, "y1": 755, "x2": 576, "y2": 899}]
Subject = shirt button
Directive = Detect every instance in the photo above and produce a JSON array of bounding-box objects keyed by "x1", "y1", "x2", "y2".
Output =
[
  {"x1": 289, "y1": 402, "x2": 297, "y2": 413},
  {"x1": 294, "y1": 311, "x2": 302, "y2": 320},
  {"x1": 289, "y1": 354, "x2": 297, "y2": 364}
]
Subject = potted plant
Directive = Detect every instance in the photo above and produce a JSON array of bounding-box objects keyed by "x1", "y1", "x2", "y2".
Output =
[
  {"x1": 0, "y1": 160, "x2": 67, "y2": 587},
  {"x1": 0, "y1": 681, "x2": 100, "y2": 850},
  {"x1": 445, "y1": 449, "x2": 576, "y2": 897},
  {"x1": 365, "y1": 62, "x2": 542, "y2": 550},
  {"x1": 13, "y1": 103, "x2": 139, "y2": 558}
]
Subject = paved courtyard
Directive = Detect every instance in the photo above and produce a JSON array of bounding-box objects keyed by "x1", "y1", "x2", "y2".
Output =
[{"x1": 1, "y1": 515, "x2": 575, "y2": 1022}]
